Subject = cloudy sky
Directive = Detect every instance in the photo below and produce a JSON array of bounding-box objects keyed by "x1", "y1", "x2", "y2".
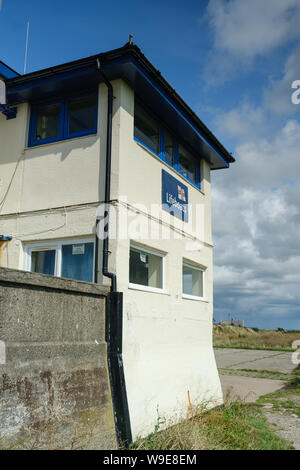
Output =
[
  {"x1": 1, "y1": 0, "x2": 299, "y2": 329},
  {"x1": 205, "y1": 0, "x2": 300, "y2": 330}
]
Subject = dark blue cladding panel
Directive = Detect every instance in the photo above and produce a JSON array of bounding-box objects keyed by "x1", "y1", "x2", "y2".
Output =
[{"x1": 162, "y1": 169, "x2": 188, "y2": 222}]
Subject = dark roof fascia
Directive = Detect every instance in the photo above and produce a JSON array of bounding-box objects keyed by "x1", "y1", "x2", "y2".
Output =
[
  {"x1": 127, "y1": 46, "x2": 234, "y2": 164},
  {"x1": 6, "y1": 44, "x2": 234, "y2": 165}
]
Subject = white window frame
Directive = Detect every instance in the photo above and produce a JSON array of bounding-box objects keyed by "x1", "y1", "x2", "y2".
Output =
[
  {"x1": 23, "y1": 237, "x2": 95, "y2": 281},
  {"x1": 182, "y1": 261, "x2": 205, "y2": 301},
  {"x1": 129, "y1": 243, "x2": 165, "y2": 294}
]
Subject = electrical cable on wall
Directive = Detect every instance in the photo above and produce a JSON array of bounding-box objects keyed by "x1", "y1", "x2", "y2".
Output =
[{"x1": 0, "y1": 152, "x2": 24, "y2": 212}]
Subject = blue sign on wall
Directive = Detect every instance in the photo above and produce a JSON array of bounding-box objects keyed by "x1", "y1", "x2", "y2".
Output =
[{"x1": 162, "y1": 169, "x2": 188, "y2": 222}]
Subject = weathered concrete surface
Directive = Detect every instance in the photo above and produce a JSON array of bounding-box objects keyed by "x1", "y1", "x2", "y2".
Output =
[
  {"x1": 214, "y1": 348, "x2": 295, "y2": 373},
  {"x1": 219, "y1": 375, "x2": 285, "y2": 403},
  {"x1": 0, "y1": 267, "x2": 117, "y2": 449},
  {"x1": 214, "y1": 348, "x2": 287, "y2": 404},
  {"x1": 263, "y1": 410, "x2": 300, "y2": 450}
]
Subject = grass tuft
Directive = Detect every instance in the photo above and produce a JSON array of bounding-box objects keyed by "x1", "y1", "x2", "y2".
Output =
[{"x1": 130, "y1": 400, "x2": 292, "y2": 450}]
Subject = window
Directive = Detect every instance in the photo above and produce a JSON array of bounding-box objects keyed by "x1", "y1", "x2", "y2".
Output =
[
  {"x1": 67, "y1": 95, "x2": 97, "y2": 135},
  {"x1": 129, "y1": 245, "x2": 164, "y2": 291},
  {"x1": 31, "y1": 249, "x2": 56, "y2": 276},
  {"x1": 35, "y1": 103, "x2": 61, "y2": 141},
  {"x1": 29, "y1": 92, "x2": 98, "y2": 146},
  {"x1": 134, "y1": 101, "x2": 201, "y2": 189},
  {"x1": 134, "y1": 103, "x2": 160, "y2": 155},
  {"x1": 164, "y1": 131, "x2": 175, "y2": 167},
  {"x1": 25, "y1": 239, "x2": 95, "y2": 283},
  {"x1": 182, "y1": 262, "x2": 204, "y2": 299},
  {"x1": 178, "y1": 145, "x2": 197, "y2": 185}
]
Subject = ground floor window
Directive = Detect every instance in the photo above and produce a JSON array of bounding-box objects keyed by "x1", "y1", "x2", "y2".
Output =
[
  {"x1": 24, "y1": 238, "x2": 95, "y2": 282},
  {"x1": 182, "y1": 262, "x2": 204, "y2": 299},
  {"x1": 129, "y1": 244, "x2": 164, "y2": 292}
]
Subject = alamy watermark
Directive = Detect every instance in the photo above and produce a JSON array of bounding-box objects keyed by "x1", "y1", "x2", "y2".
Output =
[
  {"x1": 96, "y1": 198, "x2": 206, "y2": 251},
  {"x1": 291, "y1": 80, "x2": 300, "y2": 105},
  {"x1": 0, "y1": 340, "x2": 5, "y2": 365},
  {"x1": 291, "y1": 340, "x2": 300, "y2": 366}
]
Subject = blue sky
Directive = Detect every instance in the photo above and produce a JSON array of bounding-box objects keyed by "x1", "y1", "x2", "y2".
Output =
[{"x1": 1, "y1": 0, "x2": 300, "y2": 330}]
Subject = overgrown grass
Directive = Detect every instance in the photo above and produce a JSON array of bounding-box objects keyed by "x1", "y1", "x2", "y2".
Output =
[
  {"x1": 257, "y1": 367, "x2": 300, "y2": 418},
  {"x1": 130, "y1": 401, "x2": 292, "y2": 450},
  {"x1": 213, "y1": 325, "x2": 300, "y2": 351},
  {"x1": 287, "y1": 364, "x2": 300, "y2": 387}
]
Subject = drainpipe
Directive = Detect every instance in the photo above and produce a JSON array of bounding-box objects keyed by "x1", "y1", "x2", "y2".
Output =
[
  {"x1": 95, "y1": 57, "x2": 116, "y2": 291},
  {"x1": 95, "y1": 58, "x2": 132, "y2": 448}
]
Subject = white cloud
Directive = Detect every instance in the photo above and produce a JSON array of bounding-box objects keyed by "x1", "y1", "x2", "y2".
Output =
[
  {"x1": 200, "y1": 1, "x2": 300, "y2": 327},
  {"x1": 203, "y1": 0, "x2": 300, "y2": 86},
  {"x1": 214, "y1": 104, "x2": 265, "y2": 140},
  {"x1": 207, "y1": 0, "x2": 300, "y2": 60},
  {"x1": 211, "y1": 116, "x2": 300, "y2": 328},
  {"x1": 214, "y1": 118, "x2": 300, "y2": 188}
]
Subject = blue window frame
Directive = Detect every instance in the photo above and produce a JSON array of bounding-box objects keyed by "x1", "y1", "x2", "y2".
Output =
[
  {"x1": 134, "y1": 101, "x2": 201, "y2": 190},
  {"x1": 28, "y1": 91, "x2": 98, "y2": 147}
]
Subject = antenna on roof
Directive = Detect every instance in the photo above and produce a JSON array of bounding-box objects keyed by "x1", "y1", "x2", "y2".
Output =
[
  {"x1": 129, "y1": 34, "x2": 133, "y2": 45},
  {"x1": 23, "y1": 21, "x2": 30, "y2": 74}
]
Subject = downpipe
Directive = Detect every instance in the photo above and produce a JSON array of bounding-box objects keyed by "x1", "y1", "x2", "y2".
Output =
[{"x1": 95, "y1": 57, "x2": 132, "y2": 447}]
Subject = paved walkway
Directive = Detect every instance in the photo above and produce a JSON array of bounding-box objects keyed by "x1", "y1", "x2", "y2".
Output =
[
  {"x1": 219, "y1": 374, "x2": 285, "y2": 403},
  {"x1": 215, "y1": 348, "x2": 300, "y2": 450},
  {"x1": 214, "y1": 348, "x2": 294, "y2": 373}
]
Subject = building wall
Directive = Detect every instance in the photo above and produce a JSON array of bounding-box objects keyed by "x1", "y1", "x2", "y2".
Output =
[
  {"x1": 108, "y1": 81, "x2": 223, "y2": 438},
  {"x1": 0, "y1": 267, "x2": 116, "y2": 450},
  {"x1": 0, "y1": 82, "x2": 111, "y2": 275},
  {"x1": 0, "y1": 77, "x2": 223, "y2": 440}
]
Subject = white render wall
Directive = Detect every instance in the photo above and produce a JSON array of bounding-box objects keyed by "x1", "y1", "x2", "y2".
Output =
[
  {"x1": 0, "y1": 77, "x2": 223, "y2": 440},
  {"x1": 0, "y1": 82, "x2": 109, "y2": 273},
  {"x1": 109, "y1": 80, "x2": 223, "y2": 438}
]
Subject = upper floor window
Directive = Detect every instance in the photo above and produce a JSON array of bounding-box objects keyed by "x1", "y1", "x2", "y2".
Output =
[
  {"x1": 164, "y1": 131, "x2": 175, "y2": 167},
  {"x1": 134, "y1": 103, "x2": 160, "y2": 155},
  {"x1": 28, "y1": 92, "x2": 98, "y2": 147},
  {"x1": 134, "y1": 102, "x2": 201, "y2": 189},
  {"x1": 178, "y1": 145, "x2": 197, "y2": 184}
]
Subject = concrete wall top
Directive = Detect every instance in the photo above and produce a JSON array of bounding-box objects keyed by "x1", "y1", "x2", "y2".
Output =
[{"x1": 0, "y1": 267, "x2": 109, "y2": 296}]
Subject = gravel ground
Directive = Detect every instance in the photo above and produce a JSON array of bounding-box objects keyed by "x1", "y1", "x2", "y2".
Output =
[{"x1": 263, "y1": 408, "x2": 300, "y2": 450}]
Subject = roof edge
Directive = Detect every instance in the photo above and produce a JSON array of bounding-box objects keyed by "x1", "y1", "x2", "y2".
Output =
[{"x1": 6, "y1": 43, "x2": 234, "y2": 165}]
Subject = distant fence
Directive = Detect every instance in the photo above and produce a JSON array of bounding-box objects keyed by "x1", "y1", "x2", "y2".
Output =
[{"x1": 0, "y1": 267, "x2": 117, "y2": 449}]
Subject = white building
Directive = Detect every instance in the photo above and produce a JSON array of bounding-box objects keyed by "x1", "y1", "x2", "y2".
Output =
[{"x1": 0, "y1": 43, "x2": 234, "y2": 443}]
